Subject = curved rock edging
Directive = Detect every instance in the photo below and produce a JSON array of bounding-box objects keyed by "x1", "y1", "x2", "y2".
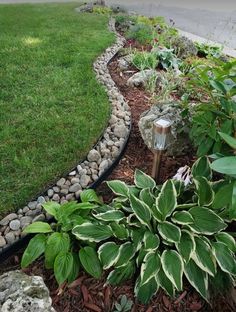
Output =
[{"x1": 0, "y1": 18, "x2": 130, "y2": 255}]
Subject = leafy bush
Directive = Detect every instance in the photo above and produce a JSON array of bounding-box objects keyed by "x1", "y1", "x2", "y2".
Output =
[
  {"x1": 136, "y1": 15, "x2": 167, "y2": 30},
  {"x1": 126, "y1": 23, "x2": 155, "y2": 45},
  {"x1": 92, "y1": 6, "x2": 112, "y2": 15},
  {"x1": 153, "y1": 47, "x2": 181, "y2": 70},
  {"x1": 195, "y1": 42, "x2": 223, "y2": 58},
  {"x1": 171, "y1": 36, "x2": 198, "y2": 59},
  {"x1": 115, "y1": 15, "x2": 136, "y2": 32},
  {"x1": 131, "y1": 50, "x2": 158, "y2": 71}
]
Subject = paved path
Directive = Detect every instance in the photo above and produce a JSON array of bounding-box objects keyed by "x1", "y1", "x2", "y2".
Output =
[{"x1": 0, "y1": 0, "x2": 235, "y2": 50}]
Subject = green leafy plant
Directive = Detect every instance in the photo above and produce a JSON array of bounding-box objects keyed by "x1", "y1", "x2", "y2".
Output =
[
  {"x1": 195, "y1": 42, "x2": 223, "y2": 58},
  {"x1": 92, "y1": 6, "x2": 112, "y2": 15},
  {"x1": 21, "y1": 190, "x2": 103, "y2": 285},
  {"x1": 153, "y1": 47, "x2": 181, "y2": 70},
  {"x1": 131, "y1": 50, "x2": 158, "y2": 71},
  {"x1": 126, "y1": 23, "x2": 155, "y2": 45},
  {"x1": 113, "y1": 295, "x2": 133, "y2": 312}
]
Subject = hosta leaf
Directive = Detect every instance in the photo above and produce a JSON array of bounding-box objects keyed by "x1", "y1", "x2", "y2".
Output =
[
  {"x1": 188, "y1": 207, "x2": 227, "y2": 235},
  {"x1": 140, "y1": 188, "x2": 155, "y2": 207},
  {"x1": 21, "y1": 234, "x2": 47, "y2": 268},
  {"x1": 80, "y1": 189, "x2": 101, "y2": 203},
  {"x1": 134, "y1": 169, "x2": 156, "y2": 189},
  {"x1": 134, "y1": 276, "x2": 159, "y2": 304},
  {"x1": 184, "y1": 259, "x2": 209, "y2": 301},
  {"x1": 42, "y1": 202, "x2": 60, "y2": 219},
  {"x1": 194, "y1": 177, "x2": 214, "y2": 206},
  {"x1": 110, "y1": 222, "x2": 128, "y2": 240},
  {"x1": 54, "y1": 252, "x2": 74, "y2": 285},
  {"x1": 107, "y1": 180, "x2": 129, "y2": 197},
  {"x1": 211, "y1": 156, "x2": 236, "y2": 175},
  {"x1": 157, "y1": 267, "x2": 175, "y2": 297},
  {"x1": 143, "y1": 231, "x2": 160, "y2": 250},
  {"x1": 136, "y1": 248, "x2": 149, "y2": 267},
  {"x1": 229, "y1": 181, "x2": 236, "y2": 220},
  {"x1": 215, "y1": 232, "x2": 236, "y2": 252},
  {"x1": 218, "y1": 132, "x2": 236, "y2": 149},
  {"x1": 158, "y1": 222, "x2": 181, "y2": 243},
  {"x1": 192, "y1": 156, "x2": 212, "y2": 180},
  {"x1": 93, "y1": 210, "x2": 125, "y2": 222},
  {"x1": 161, "y1": 250, "x2": 184, "y2": 291},
  {"x1": 140, "y1": 252, "x2": 161, "y2": 286},
  {"x1": 176, "y1": 230, "x2": 195, "y2": 262},
  {"x1": 45, "y1": 232, "x2": 70, "y2": 269},
  {"x1": 98, "y1": 242, "x2": 119, "y2": 269},
  {"x1": 72, "y1": 222, "x2": 112, "y2": 242},
  {"x1": 212, "y1": 182, "x2": 233, "y2": 210},
  {"x1": 172, "y1": 211, "x2": 194, "y2": 225},
  {"x1": 130, "y1": 227, "x2": 146, "y2": 251},
  {"x1": 23, "y1": 221, "x2": 52, "y2": 234},
  {"x1": 156, "y1": 180, "x2": 177, "y2": 221},
  {"x1": 67, "y1": 253, "x2": 80, "y2": 284},
  {"x1": 212, "y1": 242, "x2": 236, "y2": 275},
  {"x1": 129, "y1": 194, "x2": 151, "y2": 229},
  {"x1": 192, "y1": 237, "x2": 216, "y2": 276},
  {"x1": 107, "y1": 261, "x2": 135, "y2": 285},
  {"x1": 79, "y1": 247, "x2": 102, "y2": 278},
  {"x1": 115, "y1": 242, "x2": 136, "y2": 267}
]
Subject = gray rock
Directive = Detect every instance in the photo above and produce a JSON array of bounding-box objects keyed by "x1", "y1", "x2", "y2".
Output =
[
  {"x1": 69, "y1": 183, "x2": 81, "y2": 193},
  {"x1": 47, "y1": 189, "x2": 54, "y2": 198},
  {"x1": 117, "y1": 55, "x2": 132, "y2": 71},
  {"x1": 56, "y1": 178, "x2": 66, "y2": 187},
  {"x1": 71, "y1": 177, "x2": 80, "y2": 184},
  {"x1": 9, "y1": 220, "x2": 20, "y2": 231},
  {"x1": 113, "y1": 124, "x2": 128, "y2": 139},
  {"x1": 87, "y1": 149, "x2": 101, "y2": 162},
  {"x1": 127, "y1": 69, "x2": 159, "y2": 88},
  {"x1": 0, "y1": 236, "x2": 6, "y2": 248},
  {"x1": 109, "y1": 114, "x2": 118, "y2": 125},
  {"x1": 65, "y1": 194, "x2": 74, "y2": 201},
  {"x1": 0, "y1": 270, "x2": 55, "y2": 312},
  {"x1": 20, "y1": 216, "x2": 32, "y2": 229},
  {"x1": 28, "y1": 201, "x2": 37, "y2": 210},
  {"x1": 99, "y1": 159, "x2": 109, "y2": 173},
  {"x1": 138, "y1": 102, "x2": 191, "y2": 156},
  {"x1": 37, "y1": 196, "x2": 46, "y2": 204},
  {"x1": 80, "y1": 175, "x2": 90, "y2": 188},
  {"x1": 23, "y1": 206, "x2": 30, "y2": 213},
  {"x1": 5, "y1": 232, "x2": 15, "y2": 245},
  {"x1": 32, "y1": 214, "x2": 45, "y2": 222},
  {"x1": 52, "y1": 186, "x2": 60, "y2": 193},
  {"x1": 52, "y1": 194, "x2": 60, "y2": 202},
  {"x1": 25, "y1": 207, "x2": 42, "y2": 217},
  {"x1": 0, "y1": 213, "x2": 18, "y2": 226},
  {"x1": 60, "y1": 188, "x2": 69, "y2": 195}
]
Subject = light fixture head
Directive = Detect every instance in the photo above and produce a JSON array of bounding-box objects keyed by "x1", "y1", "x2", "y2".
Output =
[{"x1": 152, "y1": 118, "x2": 172, "y2": 151}]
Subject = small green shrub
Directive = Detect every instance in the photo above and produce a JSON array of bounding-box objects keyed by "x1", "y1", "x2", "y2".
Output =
[
  {"x1": 171, "y1": 36, "x2": 198, "y2": 59},
  {"x1": 92, "y1": 6, "x2": 112, "y2": 15},
  {"x1": 113, "y1": 295, "x2": 133, "y2": 312},
  {"x1": 136, "y1": 15, "x2": 167, "y2": 29},
  {"x1": 115, "y1": 15, "x2": 136, "y2": 32},
  {"x1": 153, "y1": 47, "x2": 181, "y2": 70},
  {"x1": 126, "y1": 23, "x2": 155, "y2": 45},
  {"x1": 195, "y1": 42, "x2": 223, "y2": 58},
  {"x1": 131, "y1": 50, "x2": 158, "y2": 71}
]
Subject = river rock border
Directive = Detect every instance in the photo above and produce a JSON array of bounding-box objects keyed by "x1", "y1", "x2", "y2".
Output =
[{"x1": 0, "y1": 18, "x2": 130, "y2": 252}]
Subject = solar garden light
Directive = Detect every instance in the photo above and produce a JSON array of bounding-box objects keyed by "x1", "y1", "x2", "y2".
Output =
[{"x1": 151, "y1": 118, "x2": 172, "y2": 182}]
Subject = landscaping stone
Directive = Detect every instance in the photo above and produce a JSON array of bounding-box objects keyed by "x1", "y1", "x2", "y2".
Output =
[
  {"x1": 87, "y1": 149, "x2": 101, "y2": 162},
  {"x1": 9, "y1": 219, "x2": 20, "y2": 231},
  {"x1": 47, "y1": 189, "x2": 54, "y2": 198},
  {"x1": 69, "y1": 183, "x2": 81, "y2": 193},
  {"x1": 0, "y1": 270, "x2": 55, "y2": 312},
  {"x1": 113, "y1": 124, "x2": 128, "y2": 138},
  {"x1": 0, "y1": 236, "x2": 6, "y2": 248},
  {"x1": 127, "y1": 69, "x2": 159, "y2": 88},
  {"x1": 20, "y1": 216, "x2": 32, "y2": 229},
  {"x1": 32, "y1": 214, "x2": 45, "y2": 222},
  {"x1": 0, "y1": 213, "x2": 18, "y2": 226},
  {"x1": 56, "y1": 178, "x2": 66, "y2": 187},
  {"x1": 5, "y1": 232, "x2": 15, "y2": 244},
  {"x1": 80, "y1": 175, "x2": 91, "y2": 188}
]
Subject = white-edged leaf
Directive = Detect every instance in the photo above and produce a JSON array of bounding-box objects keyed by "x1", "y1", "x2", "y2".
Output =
[
  {"x1": 140, "y1": 252, "x2": 161, "y2": 286},
  {"x1": 134, "y1": 169, "x2": 156, "y2": 189},
  {"x1": 93, "y1": 210, "x2": 124, "y2": 222},
  {"x1": 79, "y1": 247, "x2": 102, "y2": 278},
  {"x1": 140, "y1": 188, "x2": 155, "y2": 207},
  {"x1": 143, "y1": 231, "x2": 160, "y2": 250},
  {"x1": 129, "y1": 194, "x2": 151, "y2": 229},
  {"x1": 134, "y1": 276, "x2": 159, "y2": 304},
  {"x1": 98, "y1": 242, "x2": 119, "y2": 269},
  {"x1": 184, "y1": 259, "x2": 209, "y2": 301},
  {"x1": 188, "y1": 207, "x2": 227, "y2": 235},
  {"x1": 107, "y1": 180, "x2": 129, "y2": 197},
  {"x1": 194, "y1": 177, "x2": 214, "y2": 206},
  {"x1": 158, "y1": 221, "x2": 181, "y2": 243},
  {"x1": 191, "y1": 237, "x2": 216, "y2": 276},
  {"x1": 171, "y1": 211, "x2": 194, "y2": 225},
  {"x1": 156, "y1": 180, "x2": 177, "y2": 221},
  {"x1": 176, "y1": 230, "x2": 195, "y2": 262},
  {"x1": 54, "y1": 252, "x2": 74, "y2": 285},
  {"x1": 107, "y1": 261, "x2": 135, "y2": 285},
  {"x1": 72, "y1": 222, "x2": 112, "y2": 242},
  {"x1": 212, "y1": 242, "x2": 236, "y2": 275},
  {"x1": 110, "y1": 222, "x2": 129, "y2": 240},
  {"x1": 157, "y1": 267, "x2": 175, "y2": 297},
  {"x1": 21, "y1": 234, "x2": 47, "y2": 268},
  {"x1": 215, "y1": 232, "x2": 236, "y2": 252},
  {"x1": 23, "y1": 221, "x2": 52, "y2": 234},
  {"x1": 115, "y1": 242, "x2": 136, "y2": 267},
  {"x1": 211, "y1": 156, "x2": 236, "y2": 175},
  {"x1": 161, "y1": 250, "x2": 184, "y2": 291},
  {"x1": 192, "y1": 156, "x2": 212, "y2": 180}
]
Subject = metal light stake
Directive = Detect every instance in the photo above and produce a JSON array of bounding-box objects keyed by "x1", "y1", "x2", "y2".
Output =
[{"x1": 151, "y1": 118, "x2": 172, "y2": 182}]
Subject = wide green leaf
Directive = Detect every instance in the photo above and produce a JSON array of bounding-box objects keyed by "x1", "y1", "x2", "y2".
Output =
[
  {"x1": 158, "y1": 222, "x2": 181, "y2": 243},
  {"x1": 215, "y1": 232, "x2": 236, "y2": 252},
  {"x1": 79, "y1": 247, "x2": 102, "y2": 278},
  {"x1": 72, "y1": 222, "x2": 112, "y2": 242},
  {"x1": 98, "y1": 242, "x2": 120, "y2": 269},
  {"x1": 134, "y1": 276, "x2": 159, "y2": 304},
  {"x1": 193, "y1": 177, "x2": 214, "y2": 206},
  {"x1": 188, "y1": 207, "x2": 227, "y2": 235},
  {"x1": 218, "y1": 132, "x2": 236, "y2": 149},
  {"x1": 23, "y1": 221, "x2": 53, "y2": 234},
  {"x1": 67, "y1": 253, "x2": 80, "y2": 284},
  {"x1": 211, "y1": 156, "x2": 236, "y2": 175},
  {"x1": 139, "y1": 188, "x2": 155, "y2": 207},
  {"x1": 184, "y1": 259, "x2": 209, "y2": 301},
  {"x1": 176, "y1": 230, "x2": 195, "y2": 262},
  {"x1": 143, "y1": 231, "x2": 160, "y2": 250},
  {"x1": 115, "y1": 242, "x2": 136, "y2": 267},
  {"x1": 134, "y1": 169, "x2": 156, "y2": 189},
  {"x1": 172, "y1": 211, "x2": 194, "y2": 225},
  {"x1": 107, "y1": 261, "x2": 135, "y2": 285},
  {"x1": 192, "y1": 156, "x2": 212, "y2": 180},
  {"x1": 156, "y1": 180, "x2": 177, "y2": 221},
  {"x1": 229, "y1": 181, "x2": 236, "y2": 220},
  {"x1": 157, "y1": 267, "x2": 175, "y2": 297},
  {"x1": 161, "y1": 250, "x2": 184, "y2": 291},
  {"x1": 212, "y1": 242, "x2": 236, "y2": 275},
  {"x1": 80, "y1": 189, "x2": 101, "y2": 203},
  {"x1": 45, "y1": 232, "x2": 70, "y2": 269},
  {"x1": 129, "y1": 194, "x2": 151, "y2": 229},
  {"x1": 42, "y1": 202, "x2": 60, "y2": 219},
  {"x1": 21, "y1": 234, "x2": 47, "y2": 268},
  {"x1": 140, "y1": 252, "x2": 161, "y2": 286},
  {"x1": 93, "y1": 210, "x2": 125, "y2": 222},
  {"x1": 107, "y1": 180, "x2": 129, "y2": 197},
  {"x1": 54, "y1": 252, "x2": 74, "y2": 285},
  {"x1": 212, "y1": 182, "x2": 233, "y2": 209},
  {"x1": 110, "y1": 222, "x2": 129, "y2": 240},
  {"x1": 192, "y1": 237, "x2": 216, "y2": 276}
]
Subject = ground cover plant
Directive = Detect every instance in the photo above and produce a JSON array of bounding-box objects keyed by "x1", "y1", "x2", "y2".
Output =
[{"x1": 0, "y1": 3, "x2": 114, "y2": 216}]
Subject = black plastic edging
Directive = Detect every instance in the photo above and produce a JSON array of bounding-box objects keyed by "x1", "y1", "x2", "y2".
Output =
[{"x1": 0, "y1": 124, "x2": 131, "y2": 263}]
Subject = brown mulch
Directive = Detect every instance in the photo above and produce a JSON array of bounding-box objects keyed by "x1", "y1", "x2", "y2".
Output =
[{"x1": 0, "y1": 47, "x2": 236, "y2": 312}]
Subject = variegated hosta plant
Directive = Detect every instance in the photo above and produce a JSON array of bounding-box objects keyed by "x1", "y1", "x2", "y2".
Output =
[{"x1": 73, "y1": 157, "x2": 236, "y2": 304}]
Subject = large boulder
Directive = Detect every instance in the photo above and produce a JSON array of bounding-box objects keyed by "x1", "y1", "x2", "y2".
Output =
[
  {"x1": 127, "y1": 69, "x2": 160, "y2": 88},
  {"x1": 138, "y1": 102, "x2": 191, "y2": 156},
  {"x1": 0, "y1": 270, "x2": 55, "y2": 312}
]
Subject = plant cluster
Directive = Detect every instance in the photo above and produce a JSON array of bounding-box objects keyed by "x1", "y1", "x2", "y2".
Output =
[
  {"x1": 92, "y1": 5, "x2": 112, "y2": 15},
  {"x1": 195, "y1": 42, "x2": 223, "y2": 58},
  {"x1": 126, "y1": 23, "x2": 155, "y2": 45},
  {"x1": 171, "y1": 36, "x2": 198, "y2": 59}
]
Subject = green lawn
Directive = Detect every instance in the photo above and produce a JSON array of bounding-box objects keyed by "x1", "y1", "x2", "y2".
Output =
[{"x1": 0, "y1": 3, "x2": 114, "y2": 217}]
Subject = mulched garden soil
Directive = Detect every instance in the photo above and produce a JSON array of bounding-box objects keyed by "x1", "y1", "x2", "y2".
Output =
[{"x1": 1, "y1": 46, "x2": 236, "y2": 312}]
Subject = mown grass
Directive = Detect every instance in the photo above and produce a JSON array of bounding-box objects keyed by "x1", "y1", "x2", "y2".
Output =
[{"x1": 0, "y1": 3, "x2": 114, "y2": 216}]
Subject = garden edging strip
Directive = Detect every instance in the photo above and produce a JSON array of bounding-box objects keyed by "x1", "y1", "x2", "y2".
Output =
[{"x1": 0, "y1": 18, "x2": 130, "y2": 259}]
